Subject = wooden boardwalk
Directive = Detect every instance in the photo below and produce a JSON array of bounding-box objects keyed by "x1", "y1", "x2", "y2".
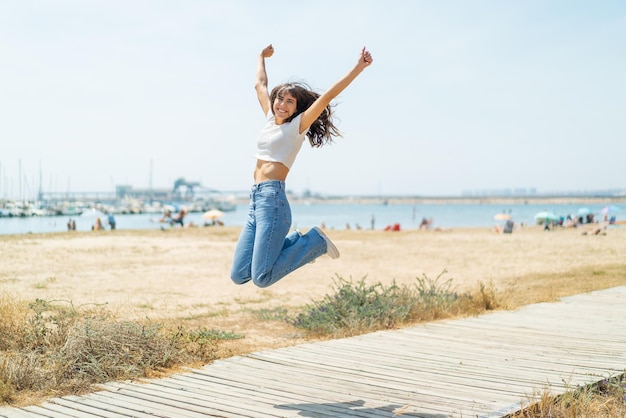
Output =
[{"x1": 1, "y1": 287, "x2": 624, "y2": 418}]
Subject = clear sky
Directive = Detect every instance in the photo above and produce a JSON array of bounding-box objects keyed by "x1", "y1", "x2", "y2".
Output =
[{"x1": 1, "y1": 0, "x2": 625, "y2": 199}]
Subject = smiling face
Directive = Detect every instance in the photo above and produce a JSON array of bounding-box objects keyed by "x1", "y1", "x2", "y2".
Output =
[{"x1": 272, "y1": 90, "x2": 297, "y2": 124}]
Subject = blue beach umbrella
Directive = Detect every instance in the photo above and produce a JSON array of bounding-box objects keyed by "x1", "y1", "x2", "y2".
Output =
[
  {"x1": 577, "y1": 207, "x2": 590, "y2": 216},
  {"x1": 600, "y1": 205, "x2": 620, "y2": 215},
  {"x1": 534, "y1": 211, "x2": 558, "y2": 222}
]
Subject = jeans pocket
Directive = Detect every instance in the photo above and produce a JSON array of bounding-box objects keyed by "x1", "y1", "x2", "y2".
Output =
[{"x1": 257, "y1": 189, "x2": 277, "y2": 199}]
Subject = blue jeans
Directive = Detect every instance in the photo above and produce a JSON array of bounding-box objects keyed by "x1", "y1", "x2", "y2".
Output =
[{"x1": 230, "y1": 180, "x2": 327, "y2": 288}]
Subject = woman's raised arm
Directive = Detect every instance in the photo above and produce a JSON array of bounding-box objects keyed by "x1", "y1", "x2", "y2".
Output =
[
  {"x1": 299, "y1": 47, "x2": 373, "y2": 134},
  {"x1": 255, "y1": 44, "x2": 274, "y2": 115}
]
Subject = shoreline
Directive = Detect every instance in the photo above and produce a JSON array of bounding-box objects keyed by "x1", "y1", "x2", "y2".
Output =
[
  {"x1": 2, "y1": 196, "x2": 623, "y2": 237},
  {"x1": 281, "y1": 195, "x2": 626, "y2": 206}
]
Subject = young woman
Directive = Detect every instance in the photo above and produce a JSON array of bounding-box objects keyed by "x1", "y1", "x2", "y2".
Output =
[{"x1": 230, "y1": 44, "x2": 373, "y2": 288}]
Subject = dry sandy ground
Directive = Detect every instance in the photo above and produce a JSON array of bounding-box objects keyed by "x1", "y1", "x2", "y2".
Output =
[{"x1": 2, "y1": 224, "x2": 626, "y2": 352}]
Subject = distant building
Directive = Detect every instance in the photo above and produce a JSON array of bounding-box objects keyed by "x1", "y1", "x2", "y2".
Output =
[
  {"x1": 115, "y1": 185, "x2": 171, "y2": 200},
  {"x1": 115, "y1": 178, "x2": 205, "y2": 201}
]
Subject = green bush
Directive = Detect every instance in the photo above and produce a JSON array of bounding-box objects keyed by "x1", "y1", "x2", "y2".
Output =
[
  {"x1": 289, "y1": 275, "x2": 415, "y2": 336},
  {"x1": 289, "y1": 271, "x2": 496, "y2": 337}
]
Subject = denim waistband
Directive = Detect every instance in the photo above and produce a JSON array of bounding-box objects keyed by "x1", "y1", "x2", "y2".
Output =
[{"x1": 251, "y1": 180, "x2": 286, "y2": 193}]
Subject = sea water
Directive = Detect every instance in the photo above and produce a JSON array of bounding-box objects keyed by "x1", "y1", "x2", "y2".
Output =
[{"x1": 0, "y1": 202, "x2": 617, "y2": 235}]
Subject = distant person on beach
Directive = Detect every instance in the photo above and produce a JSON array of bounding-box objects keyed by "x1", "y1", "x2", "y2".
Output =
[
  {"x1": 159, "y1": 209, "x2": 186, "y2": 228},
  {"x1": 582, "y1": 223, "x2": 607, "y2": 236},
  {"x1": 230, "y1": 43, "x2": 373, "y2": 288},
  {"x1": 159, "y1": 210, "x2": 173, "y2": 226},
  {"x1": 92, "y1": 217, "x2": 104, "y2": 231},
  {"x1": 419, "y1": 217, "x2": 433, "y2": 231},
  {"x1": 107, "y1": 213, "x2": 116, "y2": 230},
  {"x1": 171, "y1": 209, "x2": 186, "y2": 227}
]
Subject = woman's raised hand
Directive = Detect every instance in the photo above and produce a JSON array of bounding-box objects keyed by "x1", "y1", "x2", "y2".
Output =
[
  {"x1": 358, "y1": 46, "x2": 373, "y2": 68},
  {"x1": 261, "y1": 44, "x2": 274, "y2": 58}
]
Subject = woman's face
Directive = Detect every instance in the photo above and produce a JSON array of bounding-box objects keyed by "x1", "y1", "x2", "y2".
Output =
[{"x1": 273, "y1": 90, "x2": 297, "y2": 123}]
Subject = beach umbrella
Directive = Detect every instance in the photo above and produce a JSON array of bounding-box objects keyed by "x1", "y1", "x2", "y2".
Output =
[
  {"x1": 202, "y1": 209, "x2": 224, "y2": 220},
  {"x1": 494, "y1": 213, "x2": 511, "y2": 221},
  {"x1": 577, "y1": 207, "x2": 590, "y2": 216},
  {"x1": 79, "y1": 208, "x2": 107, "y2": 219},
  {"x1": 534, "y1": 211, "x2": 558, "y2": 222},
  {"x1": 79, "y1": 208, "x2": 108, "y2": 230},
  {"x1": 600, "y1": 205, "x2": 620, "y2": 215}
]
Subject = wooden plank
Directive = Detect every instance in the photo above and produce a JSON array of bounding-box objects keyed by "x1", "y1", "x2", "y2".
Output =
[
  {"x1": 245, "y1": 348, "x2": 521, "y2": 398},
  {"x1": 310, "y1": 333, "x2": 625, "y2": 377},
  {"x1": 189, "y1": 357, "x2": 472, "y2": 414},
  {"x1": 99, "y1": 382, "x2": 267, "y2": 418},
  {"x1": 163, "y1": 372, "x2": 393, "y2": 418},
  {"x1": 245, "y1": 336, "x2": 596, "y2": 398},
  {"x1": 243, "y1": 361, "x2": 535, "y2": 412},
  {"x1": 194, "y1": 364, "x2": 459, "y2": 415},
  {"x1": 158, "y1": 375, "x2": 393, "y2": 418},
  {"x1": 120, "y1": 378, "x2": 311, "y2": 418},
  {"x1": 185, "y1": 363, "x2": 417, "y2": 417},
  {"x1": 197, "y1": 354, "x2": 495, "y2": 412},
  {"x1": 405, "y1": 326, "x2": 625, "y2": 352},
  {"x1": 49, "y1": 396, "x2": 151, "y2": 418},
  {"x1": 0, "y1": 408, "x2": 44, "y2": 418},
  {"x1": 266, "y1": 342, "x2": 588, "y2": 390},
  {"x1": 249, "y1": 340, "x2": 587, "y2": 390},
  {"x1": 380, "y1": 324, "x2": 625, "y2": 360},
  {"x1": 408, "y1": 316, "x2": 623, "y2": 341},
  {"x1": 17, "y1": 405, "x2": 72, "y2": 418},
  {"x1": 21, "y1": 403, "x2": 96, "y2": 418},
  {"x1": 105, "y1": 378, "x2": 420, "y2": 417},
  {"x1": 71, "y1": 391, "x2": 209, "y2": 418}
]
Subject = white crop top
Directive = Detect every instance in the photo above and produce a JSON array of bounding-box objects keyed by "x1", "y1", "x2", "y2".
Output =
[{"x1": 255, "y1": 111, "x2": 306, "y2": 170}]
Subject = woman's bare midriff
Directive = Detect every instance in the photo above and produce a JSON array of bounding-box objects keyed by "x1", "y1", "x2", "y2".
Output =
[{"x1": 254, "y1": 160, "x2": 290, "y2": 183}]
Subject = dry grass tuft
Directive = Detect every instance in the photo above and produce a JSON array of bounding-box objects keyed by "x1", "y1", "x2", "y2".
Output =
[
  {"x1": 0, "y1": 298, "x2": 228, "y2": 405},
  {"x1": 509, "y1": 374, "x2": 626, "y2": 417}
]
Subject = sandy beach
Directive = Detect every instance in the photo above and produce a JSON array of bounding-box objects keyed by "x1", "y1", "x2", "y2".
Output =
[{"x1": 2, "y1": 225, "x2": 626, "y2": 352}]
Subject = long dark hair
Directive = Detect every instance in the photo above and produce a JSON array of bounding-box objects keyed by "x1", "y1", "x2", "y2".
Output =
[{"x1": 269, "y1": 82, "x2": 342, "y2": 147}]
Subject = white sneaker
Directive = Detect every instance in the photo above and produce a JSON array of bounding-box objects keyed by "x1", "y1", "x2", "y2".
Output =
[{"x1": 312, "y1": 227, "x2": 340, "y2": 259}]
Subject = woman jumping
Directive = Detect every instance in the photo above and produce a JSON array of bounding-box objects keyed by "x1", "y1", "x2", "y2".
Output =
[{"x1": 230, "y1": 44, "x2": 373, "y2": 288}]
